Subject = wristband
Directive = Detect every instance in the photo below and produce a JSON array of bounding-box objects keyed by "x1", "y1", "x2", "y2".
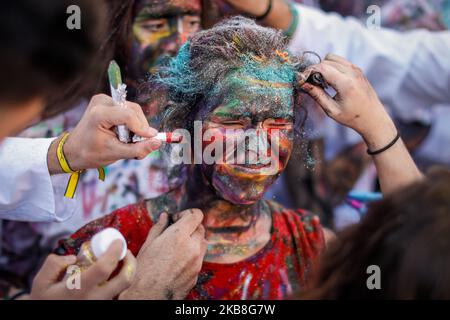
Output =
[
  {"x1": 283, "y1": 2, "x2": 299, "y2": 38},
  {"x1": 57, "y1": 132, "x2": 105, "y2": 198},
  {"x1": 367, "y1": 132, "x2": 401, "y2": 156},
  {"x1": 256, "y1": 0, "x2": 273, "y2": 21}
]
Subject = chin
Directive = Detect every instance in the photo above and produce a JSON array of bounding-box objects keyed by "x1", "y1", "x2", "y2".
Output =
[
  {"x1": 219, "y1": 191, "x2": 263, "y2": 205},
  {"x1": 211, "y1": 170, "x2": 275, "y2": 205}
]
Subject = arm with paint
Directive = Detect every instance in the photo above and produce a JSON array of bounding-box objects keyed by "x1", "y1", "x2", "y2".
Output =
[
  {"x1": 302, "y1": 55, "x2": 424, "y2": 195},
  {"x1": 223, "y1": 0, "x2": 293, "y2": 33}
]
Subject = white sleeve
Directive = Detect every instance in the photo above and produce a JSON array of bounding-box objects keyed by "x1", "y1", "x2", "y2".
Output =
[
  {"x1": 289, "y1": 4, "x2": 450, "y2": 124},
  {"x1": 0, "y1": 137, "x2": 77, "y2": 222}
]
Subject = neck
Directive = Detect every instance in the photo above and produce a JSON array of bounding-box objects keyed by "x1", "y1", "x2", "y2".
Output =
[{"x1": 181, "y1": 165, "x2": 272, "y2": 263}]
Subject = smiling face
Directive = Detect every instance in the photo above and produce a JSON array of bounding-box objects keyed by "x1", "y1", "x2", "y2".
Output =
[
  {"x1": 197, "y1": 65, "x2": 296, "y2": 205},
  {"x1": 129, "y1": 0, "x2": 202, "y2": 80}
]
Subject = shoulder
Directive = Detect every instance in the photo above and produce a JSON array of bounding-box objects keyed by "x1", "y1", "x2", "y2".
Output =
[
  {"x1": 266, "y1": 200, "x2": 325, "y2": 253},
  {"x1": 266, "y1": 200, "x2": 321, "y2": 231},
  {"x1": 54, "y1": 201, "x2": 152, "y2": 256}
]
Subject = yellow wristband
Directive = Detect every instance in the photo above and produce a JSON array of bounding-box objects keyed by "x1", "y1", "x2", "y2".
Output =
[{"x1": 56, "y1": 132, "x2": 105, "y2": 198}]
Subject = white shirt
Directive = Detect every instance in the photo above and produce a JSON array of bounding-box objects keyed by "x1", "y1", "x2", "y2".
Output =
[
  {"x1": 0, "y1": 137, "x2": 76, "y2": 222},
  {"x1": 289, "y1": 4, "x2": 450, "y2": 125}
]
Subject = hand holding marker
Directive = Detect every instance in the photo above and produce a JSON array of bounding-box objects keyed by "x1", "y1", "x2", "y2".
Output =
[{"x1": 108, "y1": 61, "x2": 182, "y2": 144}]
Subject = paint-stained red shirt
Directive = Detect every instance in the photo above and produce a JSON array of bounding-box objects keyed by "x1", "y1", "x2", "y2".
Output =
[{"x1": 55, "y1": 201, "x2": 324, "y2": 300}]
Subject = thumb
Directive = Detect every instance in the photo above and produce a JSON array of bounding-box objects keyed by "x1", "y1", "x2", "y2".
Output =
[{"x1": 108, "y1": 138, "x2": 162, "y2": 161}]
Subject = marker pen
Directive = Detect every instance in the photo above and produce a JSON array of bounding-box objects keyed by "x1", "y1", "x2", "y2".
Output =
[{"x1": 133, "y1": 132, "x2": 183, "y2": 144}]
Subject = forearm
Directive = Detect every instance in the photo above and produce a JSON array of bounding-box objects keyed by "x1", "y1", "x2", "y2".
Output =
[
  {"x1": 225, "y1": 0, "x2": 292, "y2": 31},
  {"x1": 47, "y1": 132, "x2": 88, "y2": 175},
  {"x1": 363, "y1": 118, "x2": 424, "y2": 194},
  {"x1": 0, "y1": 137, "x2": 75, "y2": 222},
  {"x1": 47, "y1": 135, "x2": 64, "y2": 175},
  {"x1": 262, "y1": 0, "x2": 292, "y2": 31}
]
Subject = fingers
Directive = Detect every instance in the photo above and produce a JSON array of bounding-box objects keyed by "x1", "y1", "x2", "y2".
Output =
[
  {"x1": 33, "y1": 254, "x2": 77, "y2": 289},
  {"x1": 109, "y1": 137, "x2": 162, "y2": 160},
  {"x1": 144, "y1": 213, "x2": 169, "y2": 246},
  {"x1": 97, "y1": 250, "x2": 136, "y2": 300},
  {"x1": 302, "y1": 83, "x2": 341, "y2": 117},
  {"x1": 90, "y1": 94, "x2": 157, "y2": 138},
  {"x1": 123, "y1": 101, "x2": 158, "y2": 138},
  {"x1": 307, "y1": 62, "x2": 344, "y2": 91},
  {"x1": 324, "y1": 53, "x2": 353, "y2": 67},
  {"x1": 190, "y1": 224, "x2": 208, "y2": 258},
  {"x1": 190, "y1": 224, "x2": 206, "y2": 242},
  {"x1": 322, "y1": 60, "x2": 348, "y2": 74},
  {"x1": 89, "y1": 94, "x2": 115, "y2": 108},
  {"x1": 82, "y1": 240, "x2": 123, "y2": 288},
  {"x1": 167, "y1": 209, "x2": 204, "y2": 236}
]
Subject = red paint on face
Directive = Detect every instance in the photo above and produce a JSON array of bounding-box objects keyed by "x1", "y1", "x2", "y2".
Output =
[{"x1": 198, "y1": 122, "x2": 293, "y2": 205}]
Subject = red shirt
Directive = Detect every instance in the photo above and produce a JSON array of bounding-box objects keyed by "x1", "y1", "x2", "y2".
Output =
[{"x1": 55, "y1": 201, "x2": 324, "y2": 300}]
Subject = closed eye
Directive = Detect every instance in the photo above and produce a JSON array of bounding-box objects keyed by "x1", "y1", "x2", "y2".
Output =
[
  {"x1": 263, "y1": 119, "x2": 293, "y2": 129},
  {"x1": 140, "y1": 20, "x2": 169, "y2": 33},
  {"x1": 221, "y1": 121, "x2": 246, "y2": 128}
]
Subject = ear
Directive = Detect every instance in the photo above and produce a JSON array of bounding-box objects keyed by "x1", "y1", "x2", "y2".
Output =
[{"x1": 0, "y1": 97, "x2": 44, "y2": 139}]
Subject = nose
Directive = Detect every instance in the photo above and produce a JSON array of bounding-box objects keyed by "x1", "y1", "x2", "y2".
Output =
[{"x1": 161, "y1": 32, "x2": 181, "y2": 57}]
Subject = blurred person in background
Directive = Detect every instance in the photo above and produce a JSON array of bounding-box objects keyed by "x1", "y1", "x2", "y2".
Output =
[{"x1": 300, "y1": 167, "x2": 450, "y2": 299}]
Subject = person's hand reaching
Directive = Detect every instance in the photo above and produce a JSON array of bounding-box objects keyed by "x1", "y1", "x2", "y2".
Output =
[
  {"x1": 119, "y1": 209, "x2": 207, "y2": 300},
  {"x1": 30, "y1": 241, "x2": 136, "y2": 300},
  {"x1": 301, "y1": 54, "x2": 398, "y2": 152},
  {"x1": 302, "y1": 54, "x2": 423, "y2": 194}
]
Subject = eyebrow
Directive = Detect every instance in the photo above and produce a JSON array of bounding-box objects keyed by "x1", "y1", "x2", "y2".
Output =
[
  {"x1": 136, "y1": 8, "x2": 201, "y2": 21},
  {"x1": 211, "y1": 111, "x2": 242, "y2": 119}
]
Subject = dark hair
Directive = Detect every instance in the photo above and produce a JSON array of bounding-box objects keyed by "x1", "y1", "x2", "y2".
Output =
[
  {"x1": 0, "y1": 0, "x2": 106, "y2": 118},
  {"x1": 301, "y1": 167, "x2": 450, "y2": 299}
]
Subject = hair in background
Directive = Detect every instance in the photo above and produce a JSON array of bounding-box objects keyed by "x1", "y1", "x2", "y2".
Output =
[
  {"x1": 300, "y1": 167, "x2": 450, "y2": 299},
  {"x1": 0, "y1": 0, "x2": 108, "y2": 118}
]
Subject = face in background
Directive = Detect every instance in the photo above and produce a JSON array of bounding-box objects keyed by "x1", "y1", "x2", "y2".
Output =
[
  {"x1": 129, "y1": 0, "x2": 202, "y2": 81},
  {"x1": 0, "y1": 98, "x2": 44, "y2": 143},
  {"x1": 198, "y1": 65, "x2": 296, "y2": 205}
]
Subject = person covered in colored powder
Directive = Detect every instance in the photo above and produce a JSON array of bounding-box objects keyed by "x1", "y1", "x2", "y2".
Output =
[{"x1": 55, "y1": 17, "x2": 422, "y2": 300}]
